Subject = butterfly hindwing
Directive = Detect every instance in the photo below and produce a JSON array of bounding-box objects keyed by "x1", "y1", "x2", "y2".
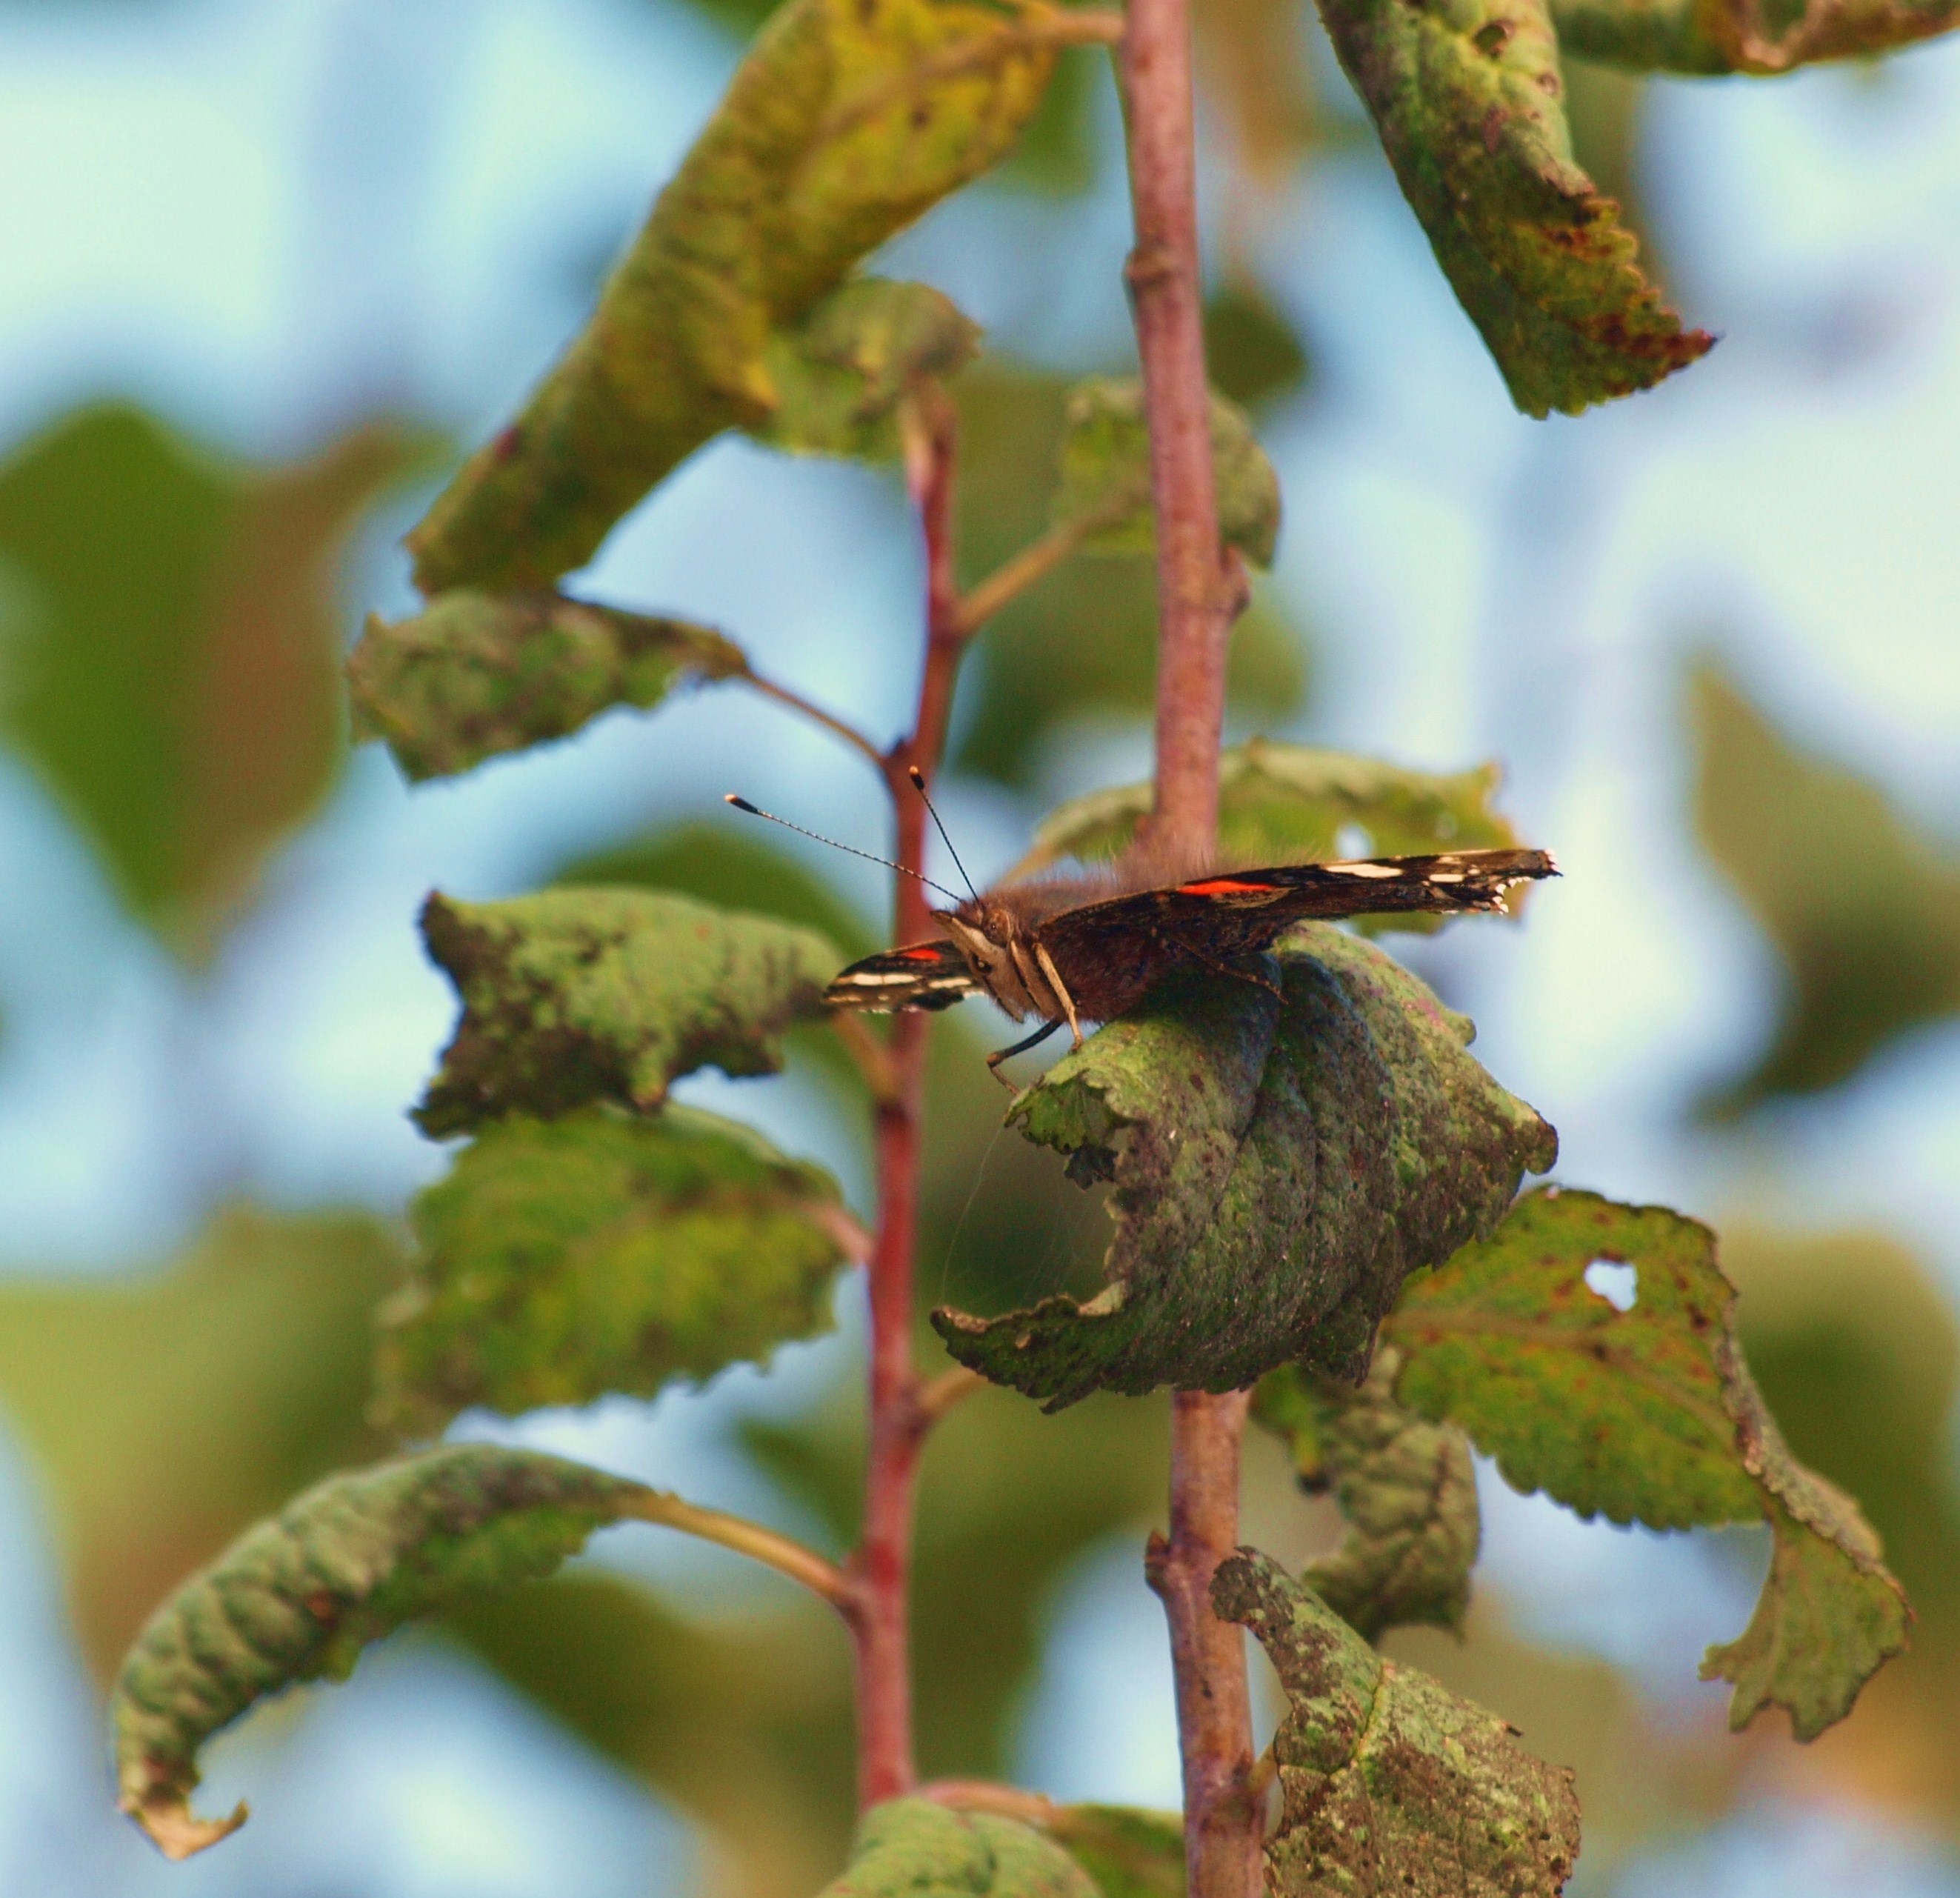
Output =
[{"x1": 824, "y1": 939, "x2": 977, "y2": 1013}]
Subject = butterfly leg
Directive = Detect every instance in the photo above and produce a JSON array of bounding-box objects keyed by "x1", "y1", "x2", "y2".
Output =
[
  {"x1": 1179, "y1": 936, "x2": 1284, "y2": 1001},
  {"x1": 1033, "y1": 942, "x2": 1084, "y2": 1050},
  {"x1": 986, "y1": 1016, "x2": 1063, "y2": 1084}
]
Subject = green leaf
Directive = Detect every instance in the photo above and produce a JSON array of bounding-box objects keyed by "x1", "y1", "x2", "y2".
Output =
[
  {"x1": 754, "y1": 278, "x2": 982, "y2": 462},
  {"x1": 825, "y1": 1799, "x2": 1101, "y2": 1898},
  {"x1": 1386, "y1": 1188, "x2": 1910, "y2": 1736},
  {"x1": 374, "y1": 1105, "x2": 853, "y2": 1432},
  {"x1": 1312, "y1": 0, "x2": 1710, "y2": 416},
  {"x1": 1254, "y1": 1346, "x2": 1479, "y2": 1641},
  {"x1": 0, "y1": 404, "x2": 430, "y2": 955},
  {"x1": 1010, "y1": 740, "x2": 1527, "y2": 938},
  {"x1": 1051, "y1": 377, "x2": 1280, "y2": 567},
  {"x1": 414, "y1": 887, "x2": 840, "y2": 1136},
  {"x1": 407, "y1": 0, "x2": 1063, "y2": 592},
  {"x1": 113, "y1": 1445, "x2": 651, "y2": 1859},
  {"x1": 1550, "y1": 0, "x2": 1960, "y2": 72},
  {"x1": 1204, "y1": 284, "x2": 1313, "y2": 411},
  {"x1": 1044, "y1": 1806, "x2": 1184, "y2": 1898},
  {"x1": 933, "y1": 927, "x2": 1556, "y2": 1409},
  {"x1": 1215, "y1": 1549, "x2": 1581, "y2": 1897},
  {"x1": 348, "y1": 590, "x2": 744, "y2": 782},
  {"x1": 947, "y1": 364, "x2": 1306, "y2": 787},
  {"x1": 1689, "y1": 663, "x2": 1960, "y2": 1112}
]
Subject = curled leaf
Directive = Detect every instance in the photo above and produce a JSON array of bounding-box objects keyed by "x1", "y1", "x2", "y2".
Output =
[
  {"x1": 113, "y1": 1445, "x2": 647, "y2": 1858},
  {"x1": 348, "y1": 590, "x2": 743, "y2": 782},
  {"x1": 416, "y1": 888, "x2": 839, "y2": 1136},
  {"x1": 1011, "y1": 742, "x2": 1527, "y2": 939},
  {"x1": 1386, "y1": 1188, "x2": 1910, "y2": 1736},
  {"x1": 408, "y1": 0, "x2": 1061, "y2": 590},
  {"x1": 827, "y1": 1799, "x2": 1101, "y2": 1898},
  {"x1": 756, "y1": 277, "x2": 982, "y2": 462},
  {"x1": 1254, "y1": 1346, "x2": 1479, "y2": 1641},
  {"x1": 933, "y1": 927, "x2": 1555, "y2": 1409},
  {"x1": 1313, "y1": 0, "x2": 1710, "y2": 415},
  {"x1": 1552, "y1": 0, "x2": 1960, "y2": 71},
  {"x1": 1215, "y1": 1549, "x2": 1581, "y2": 1897},
  {"x1": 375, "y1": 1106, "x2": 853, "y2": 1432},
  {"x1": 1050, "y1": 377, "x2": 1280, "y2": 567}
]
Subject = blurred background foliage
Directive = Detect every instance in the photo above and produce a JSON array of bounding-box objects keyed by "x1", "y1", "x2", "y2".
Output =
[{"x1": 0, "y1": 1, "x2": 1956, "y2": 1896}]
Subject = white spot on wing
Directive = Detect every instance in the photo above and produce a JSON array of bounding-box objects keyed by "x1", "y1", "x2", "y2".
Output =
[{"x1": 1328, "y1": 860, "x2": 1403, "y2": 879}]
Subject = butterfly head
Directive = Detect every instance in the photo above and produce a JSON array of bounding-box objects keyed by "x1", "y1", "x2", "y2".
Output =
[{"x1": 935, "y1": 899, "x2": 1042, "y2": 1019}]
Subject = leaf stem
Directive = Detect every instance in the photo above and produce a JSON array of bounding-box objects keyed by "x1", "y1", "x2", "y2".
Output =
[
  {"x1": 736, "y1": 665, "x2": 887, "y2": 769},
  {"x1": 916, "y1": 1364, "x2": 990, "y2": 1431},
  {"x1": 622, "y1": 1488, "x2": 857, "y2": 1614},
  {"x1": 1117, "y1": 0, "x2": 1260, "y2": 1888},
  {"x1": 950, "y1": 486, "x2": 1144, "y2": 636}
]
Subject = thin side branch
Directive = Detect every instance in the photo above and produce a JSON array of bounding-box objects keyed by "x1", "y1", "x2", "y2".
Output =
[
  {"x1": 736, "y1": 665, "x2": 887, "y2": 768},
  {"x1": 624, "y1": 1489, "x2": 857, "y2": 1616},
  {"x1": 916, "y1": 1365, "x2": 990, "y2": 1433},
  {"x1": 950, "y1": 485, "x2": 1145, "y2": 636}
]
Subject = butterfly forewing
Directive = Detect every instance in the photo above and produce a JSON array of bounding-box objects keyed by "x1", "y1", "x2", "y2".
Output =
[{"x1": 825, "y1": 939, "x2": 977, "y2": 1013}]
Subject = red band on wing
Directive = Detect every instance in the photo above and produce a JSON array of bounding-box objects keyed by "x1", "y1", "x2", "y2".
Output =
[
  {"x1": 899, "y1": 945, "x2": 946, "y2": 961},
  {"x1": 1177, "y1": 878, "x2": 1282, "y2": 896}
]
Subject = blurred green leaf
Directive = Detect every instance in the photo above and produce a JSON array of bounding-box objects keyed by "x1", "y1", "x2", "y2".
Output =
[
  {"x1": 1202, "y1": 284, "x2": 1312, "y2": 410},
  {"x1": 374, "y1": 1105, "x2": 852, "y2": 1433},
  {"x1": 349, "y1": 590, "x2": 743, "y2": 782},
  {"x1": 1690, "y1": 663, "x2": 1960, "y2": 1112},
  {"x1": 949, "y1": 365, "x2": 1306, "y2": 786},
  {"x1": 1312, "y1": 0, "x2": 1709, "y2": 415},
  {"x1": 0, "y1": 1208, "x2": 395, "y2": 1680},
  {"x1": 1215, "y1": 1549, "x2": 1581, "y2": 1897},
  {"x1": 826, "y1": 1799, "x2": 1100, "y2": 1898},
  {"x1": 1047, "y1": 1806, "x2": 1184, "y2": 1898},
  {"x1": 1193, "y1": 0, "x2": 1322, "y2": 182},
  {"x1": 1550, "y1": 0, "x2": 1960, "y2": 71},
  {"x1": 1010, "y1": 740, "x2": 1527, "y2": 936},
  {"x1": 1254, "y1": 1348, "x2": 1479, "y2": 1641},
  {"x1": 0, "y1": 404, "x2": 429, "y2": 956},
  {"x1": 1387, "y1": 1188, "x2": 1910, "y2": 1737},
  {"x1": 756, "y1": 279, "x2": 982, "y2": 462},
  {"x1": 408, "y1": 0, "x2": 1065, "y2": 591},
  {"x1": 115, "y1": 1444, "x2": 648, "y2": 1859},
  {"x1": 415, "y1": 888, "x2": 839, "y2": 1135},
  {"x1": 935, "y1": 926, "x2": 1556, "y2": 1408},
  {"x1": 1052, "y1": 377, "x2": 1281, "y2": 567}
]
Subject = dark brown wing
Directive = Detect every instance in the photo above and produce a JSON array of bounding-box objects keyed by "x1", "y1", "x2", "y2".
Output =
[
  {"x1": 824, "y1": 939, "x2": 977, "y2": 1013},
  {"x1": 1035, "y1": 848, "x2": 1558, "y2": 1019}
]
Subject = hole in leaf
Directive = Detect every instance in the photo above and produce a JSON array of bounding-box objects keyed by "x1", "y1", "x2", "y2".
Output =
[
  {"x1": 1584, "y1": 1258, "x2": 1637, "y2": 1311},
  {"x1": 1334, "y1": 822, "x2": 1373, "y2": 859}
]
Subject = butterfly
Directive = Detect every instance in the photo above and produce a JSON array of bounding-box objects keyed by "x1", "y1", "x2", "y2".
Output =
[{"x1": 821, "y1": 828, "x2": 1557, "y2": 1073}]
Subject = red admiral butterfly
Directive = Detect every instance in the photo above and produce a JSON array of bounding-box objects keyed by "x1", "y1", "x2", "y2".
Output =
[{"x1": 727, "y1": 787, "x2": 1556, "y2": 1073}]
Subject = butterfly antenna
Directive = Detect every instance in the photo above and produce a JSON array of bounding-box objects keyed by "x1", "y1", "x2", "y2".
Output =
[
  {"x1": 906, "y1": 765, "x2": 979, "y2": 900},
  {"x1": 724, "y1": 795, "x2": 967, "y2": 905}
]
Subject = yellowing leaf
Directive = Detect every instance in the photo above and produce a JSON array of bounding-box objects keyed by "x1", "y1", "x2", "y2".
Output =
[
  {"x1": 1254, "y1": 1347, "x2": 1480, "y2": 1641},
  {"x1": 934, "y1": 928, "x2": 1555, "y2": 1408},
  {"x1": 1312, "y1": 0, "x2": 1710, "y2": 415},
  {"x1": 349, "y1": 590, "x2": 744, "y2": 781},
  {"x1": 113, "y1": 1446, "x2": 652, "y2": 1859},
  {"x1": 1386, "y1": 1188, "x2": 1910, "y2": 1736},
  {"x1": 1552, "y1": 0, "x2": 1960, "y2": 72},
  {"x1": 1690, "y1": 663, "x2": 1960, "y2": 1111},
  {"x1": 407, "y1": 0, "x2": 1066, "y2": 591},
  {"x1": 1051, "y1": 377, "x2": 1281, "y2": 567},
  {"x1": 0, "y1": 404, "x2": 429, "y2": 954},
  {"x1": 374, "y1": 1106, "x2": 853, "y2": 1432},
  {"x1": 1215, "y1": 1550, "x2": 1581, "y2": 1897},
  {"x1": 415, "y1": 888, "x2": 839, "y2": 1135}
]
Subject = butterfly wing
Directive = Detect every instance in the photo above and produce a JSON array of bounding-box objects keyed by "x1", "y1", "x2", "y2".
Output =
[
  {"x1": 824, "y1": 939, "x2": 978, "y2": 1013},
  {"x1": 1034, "y1": 848, "x2": 1558, "y2": 1015}
]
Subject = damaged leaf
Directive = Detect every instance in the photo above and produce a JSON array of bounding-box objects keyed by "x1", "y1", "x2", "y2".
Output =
[
  {"x1": 1551, "y1": 0, "x2": 1960, "y2": 73},
  {"x1": 416, "y1": 888, "x2": 839, "y2": 1136},
  {"x1": 1216, "y1": 1549, "x2": 1581, "y2": 1897},
  {"x1": 933, "y1": 926, "x2": 1555, "y2": 1409},
  {"x1": 755, "y1": 278, "x2": 982, "y2": 461},
  {"x1": 114, "y1": 1445, "x2": 649, "y2": 1859},
  {"x1": 1050, "y1": 377, "x2": 1280, "y2": 567},
  {"x1": 1254, "y1": 1346, "x2": 1479, "y2": 1640},
  {"x1": 1386, "y1": 1188, "x2": 1910, "y2": 1736},
  {"x1": 826, "y1": 1799, "x2": 1101, "y2": 1898},
  {"x1": 1313, "y1": 0, "x2": 1710, "y2": 415},
  {"x1": 1011, "y1": 742, "x2": 1527, "y2": 938},
  {"x1": 374, "y1": 1106, "x2": 853, "y2": 1432},
  {"x1": 348, "y1": 590, "x2": 744, "y2": 782},
  {"x1": 408, "y1": 0, "x2": 1061, "y2": 590}
]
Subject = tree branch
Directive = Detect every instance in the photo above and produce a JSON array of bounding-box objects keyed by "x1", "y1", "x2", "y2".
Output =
[
  {"x1": 736, "y1": 665, "x2": 887, "y2": 769},
  {"x1": 623, "y1": 1489, "x2": 856, "y2": 1615},
  {"x1": 1117, "y1": 1, "x2": 1260, "y2": 1894}
]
